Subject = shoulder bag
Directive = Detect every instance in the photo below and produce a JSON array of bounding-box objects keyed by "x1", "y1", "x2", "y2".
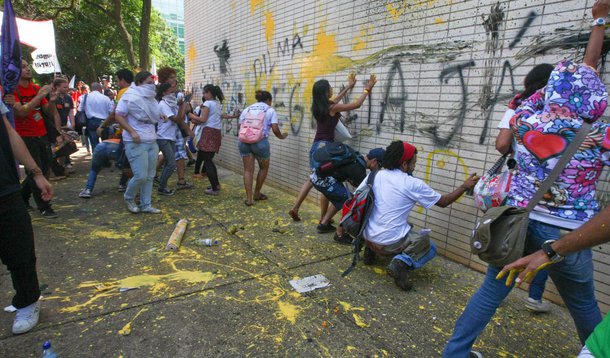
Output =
[{"x1": 470, "y1": 122, "x2": 591, "y2": 266}]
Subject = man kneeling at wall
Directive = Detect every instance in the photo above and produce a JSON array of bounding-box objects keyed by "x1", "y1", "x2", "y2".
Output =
[{"x1": 361, "y1": 140, "x2": 479, "y2": 290}]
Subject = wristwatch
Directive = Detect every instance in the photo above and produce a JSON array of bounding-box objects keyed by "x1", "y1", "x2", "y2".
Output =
[
  {"x1": 541, "y1": 240, "x2": 564, "y2": 263},
  {"x1": 592, "y1": 18, "x2": 607, "y2": 27}
]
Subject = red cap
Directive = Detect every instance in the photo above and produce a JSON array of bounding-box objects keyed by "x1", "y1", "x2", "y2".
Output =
[{"x1": 400, "y1": 142, "x2": 416, "y2": 164}]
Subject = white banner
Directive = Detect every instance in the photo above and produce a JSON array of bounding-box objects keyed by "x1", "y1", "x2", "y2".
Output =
[{"x1": 31, "y1": 49, "x2": 61, "y2": 74}]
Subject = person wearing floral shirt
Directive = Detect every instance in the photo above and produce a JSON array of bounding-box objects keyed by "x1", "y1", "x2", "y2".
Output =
[{"x1": 443, "y1": 1, "x2": 610, "y2": 357}]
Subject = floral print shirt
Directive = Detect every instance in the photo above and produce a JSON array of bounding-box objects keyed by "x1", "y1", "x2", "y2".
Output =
[{"x1": 508, "y1": 60, "x2": 610, "y2": 229}]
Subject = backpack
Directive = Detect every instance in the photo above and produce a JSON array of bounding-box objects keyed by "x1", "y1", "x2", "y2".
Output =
[
  {"x1": 312, "y1": 142, "x2": 366, "y2": 185},
  {"x1": 238, "y1": 107, "x2": 267, "y2": 144},
  {"x1": 339, "y1": 171, "x2": 377, "y2": 277}
]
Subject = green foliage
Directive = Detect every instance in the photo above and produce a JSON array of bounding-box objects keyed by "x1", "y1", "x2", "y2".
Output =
[{"x1": 4, "y1": 0, "x2": 184, "y2": 86}]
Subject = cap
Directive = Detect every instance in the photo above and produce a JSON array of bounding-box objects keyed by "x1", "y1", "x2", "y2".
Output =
[{"x1": 367, "y1": 148, "x2": 386, "y2": 162}]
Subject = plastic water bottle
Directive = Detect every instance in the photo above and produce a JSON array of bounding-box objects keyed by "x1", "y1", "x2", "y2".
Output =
[
  {"x1": 42, "y1": 341, "x2": 58, "y2": 358},
  {"x1": 202, "y1": 239, "x2": 219, "y2": 247}
]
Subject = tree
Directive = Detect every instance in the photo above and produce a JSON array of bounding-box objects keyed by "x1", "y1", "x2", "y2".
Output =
[{"x1": 139, "y1": 0, "x2": 152, "y2": 70}]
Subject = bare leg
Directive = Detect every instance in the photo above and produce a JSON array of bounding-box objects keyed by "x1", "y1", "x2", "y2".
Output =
[
  {"x1": 254, "y1": 158, "x2": 270, "y2": 198},
  {"x1": 176, "y1": 158, "x2": 186, "y2": 182},
  {"x1": 320, "y1": 205, "x2": 339, "y2": 225},
  {"x1": 242, "y1": 155, "x2": 255, "y2": 204},
  {"x1": 289, "y1": 179, "x2": 314, "y2": 221},
  {"x1": 319, "y1": 196, "x2": 330, "y2": 223}
]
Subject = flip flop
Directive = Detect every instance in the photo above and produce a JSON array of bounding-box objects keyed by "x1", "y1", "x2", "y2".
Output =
[
  {"x1": 244, "y1": 200, "x2": 254, "y2": 206},
  {"x1": 288, "y1": 209, "x2": 301, "y2": 222},
  {"x1": 254, "y1": 193, "x2": 268, "y2": 201}
]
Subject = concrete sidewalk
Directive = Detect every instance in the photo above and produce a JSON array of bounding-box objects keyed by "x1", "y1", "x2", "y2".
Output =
[{"x1": 0, "y1": 149, "x2": 582, "y2": 357}]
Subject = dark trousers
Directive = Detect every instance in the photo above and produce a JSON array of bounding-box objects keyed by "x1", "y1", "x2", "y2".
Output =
[
  {"x1": 0, "y1": 191, "x2": 40, "y2": 308},
  {"x1": 196, "y1": 151, "x2": 219, "y2": 190},
  {"x1": 21, "y1": 136, "x2": 52, "y2": 211}
]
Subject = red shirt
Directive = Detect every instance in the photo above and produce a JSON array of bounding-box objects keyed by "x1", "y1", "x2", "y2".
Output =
[{"x1": 14, "y1": 82, "x2": 48, "y2": 137}]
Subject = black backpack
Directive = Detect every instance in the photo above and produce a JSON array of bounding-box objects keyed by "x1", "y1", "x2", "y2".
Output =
[{"x1": 312, "y1": 142, "x2": 366, "y2": 186}]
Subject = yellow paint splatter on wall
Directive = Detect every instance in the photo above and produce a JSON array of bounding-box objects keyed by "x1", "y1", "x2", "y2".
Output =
[
  {"x1": 250, "y1": 0, "x2": 264, "y2": 14},
  {"x1": 264, "y1": 11, "x2": 275, "y2": 50},
  {"x1": 352, "y1": 26, "x2": 374, "y2": 52},
  {"x1": 387, "y1": 0, "x2": 440, "y2": 21}
]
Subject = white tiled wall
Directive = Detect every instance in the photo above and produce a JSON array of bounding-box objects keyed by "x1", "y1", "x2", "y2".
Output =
[{"x1": 185, "y1": 0, "x2": 610, "y2": 313}]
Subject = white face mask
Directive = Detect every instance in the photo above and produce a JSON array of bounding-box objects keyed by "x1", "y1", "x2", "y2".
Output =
[{"x1": 141, "y1": 83, "x2": 156, "y2": 91}]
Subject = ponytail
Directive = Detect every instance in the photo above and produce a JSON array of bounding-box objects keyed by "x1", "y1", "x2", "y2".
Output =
[{"x1": 203, "y1": 84, "x2": 225, "y2": 103}]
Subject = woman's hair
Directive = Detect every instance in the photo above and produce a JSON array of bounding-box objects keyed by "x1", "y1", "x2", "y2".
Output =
[
  {"x1": 53, "y1": 77, "x2": 68, "y2": 87},
  {"x1": 311, "y1": 79, "x2": 331, "y2": 121},
  {"x1": 255, "y1": 90, "x2": 272, "y2": 103},
  {"x1": 157, "y1": 67, "x2": 177, "y2": 84},
  {"x1": 383, "y1": 140, "x2": 418, "y2": 170},
  {"x1": 156, "y1": 82, "x2": 172, "y2": 101},
  {"x1": 203, "y1": 84, "x2": 225, "y2": 103},
  {"x1": 134, "y1": 71, "x2": 153, "y2": 85},
  {"x1": 521, "y1": 63, "x2": 554, "y2": 98}
]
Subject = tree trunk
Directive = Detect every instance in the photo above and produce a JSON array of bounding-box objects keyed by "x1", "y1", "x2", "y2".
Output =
[
  {"x1": 139, "y1": 0, "x2": 152, "y2": 70},
  {"x1": 112, "y1": 0, "x2": 137, "y2": 68}
]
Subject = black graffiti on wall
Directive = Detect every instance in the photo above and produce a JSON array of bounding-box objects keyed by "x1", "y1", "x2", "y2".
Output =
[
  {"x1": 277, "y1": 34, "x2": 303, "y2": 58},
  {"x1": 378, "y1": 60, "x2": 406, "y2": 134},
  {"x1": 214, "y1": 40, "x2": 231, "y2": 74}
]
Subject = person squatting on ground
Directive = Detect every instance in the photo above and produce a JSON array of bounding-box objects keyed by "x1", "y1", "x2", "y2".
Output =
[
  {"x1": 78, "y1": 128, "x2": 122, "y2": 199},
  {"x1": 78, "y1": 82, "x2": 113, "y2": 152},
  {"x1": 288, "y1": 73, "x2": 376, "y2": 223},
  {"x1": 361, "y1": 141, "x2": 478, "y2": 290},
  {"x1": 13, "y1": 60, "x2": 67, "y2": 218},
  {"x1": 443, "y1": 2, "x2": 610, "y2": 356},
  {"x1": 189, "y1": 84, "x2": 239, "y2": 195},
  {"x1": 238, "y1": 90, "x2": 288, "y2": 206},
  {"x1": 499, "y1": 205, "x2": 610, "y2": 358},
  {"x1": 0, "y1": 100, "x2": 53, "y2": 334},
  {"x1": 495, "y1": 63, "x2": 555, "y2": 313},
  {"x1": 114, "y1": 71, "x2": 162, "y2": 214}
]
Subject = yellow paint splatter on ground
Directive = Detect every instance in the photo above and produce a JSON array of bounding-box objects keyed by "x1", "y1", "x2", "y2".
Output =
[
  {"x1": 338, "y1": 301, "x2": 365, "y2": 312},
  {"x1": 91, "y1": 229, "x2": 125, "y2": 239},
  {"x1": 353, "y1": 313, "x2": 369, "y2": 328},
  {"x1": 264, "y1": 11, "x2": 275, "y2": 50},
  {"x1": 118, "y1": 307, "x2": 148, "y2": 336},
  {"x1": 277, "y1": 301, "x2": 300, "y2": 324}
]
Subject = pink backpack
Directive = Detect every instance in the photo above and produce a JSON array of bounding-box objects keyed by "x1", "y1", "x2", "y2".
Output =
[{"x1": 238, "y1": 108, "x2": 267, "y2": 144}]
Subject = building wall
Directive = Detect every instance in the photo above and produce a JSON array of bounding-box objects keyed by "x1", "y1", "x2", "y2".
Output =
[{"x1": 185, "y1": 0, "x2": 610, "y2": 313}]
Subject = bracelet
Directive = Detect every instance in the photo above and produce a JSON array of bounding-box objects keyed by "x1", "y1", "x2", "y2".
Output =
[{"x1": 364, "y1": 89, "x2": 370, "y2": 94}]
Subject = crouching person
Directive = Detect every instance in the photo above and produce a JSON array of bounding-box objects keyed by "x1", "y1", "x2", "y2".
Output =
[
  {"x1": 78, "y1": 126, "x2": 124, "y2": 198},
  {"x1": 362, "y1": 140, "x2": 479, "y2": 290}
]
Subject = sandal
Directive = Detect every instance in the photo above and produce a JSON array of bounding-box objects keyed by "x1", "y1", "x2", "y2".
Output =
[
  {"x1": 254, "y1": 193, "x2": 268, "y2": 201},
  {"x1": 288, "y1": 209, "x2": 301, "y2": 222},
  {"x1": 244, "y1": 200, "x2": 254, "y2": 206}
]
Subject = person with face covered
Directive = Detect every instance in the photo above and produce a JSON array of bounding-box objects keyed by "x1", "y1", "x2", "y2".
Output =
[{"x1": 114, "y1": 71, "x2": 162, "y2": 214}]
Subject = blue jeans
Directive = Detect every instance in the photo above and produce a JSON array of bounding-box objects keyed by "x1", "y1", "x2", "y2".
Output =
[
  {"x1": 86, "y1": 117, "x2": 103, "y2": 151},
  {"x1": 309, "y1": 140, "x2": 332, "y2": 169},
  {"x1": 238, "y1": 137, "x2": 271, "y2": 160},
  {"x1": 85, "y1": 141, "x2": 120, "y2": 191},
  {"x1": 528, "y1": 269, "x2": 548, "y2": 301},
  {"x1": 124, "y1": 141, "x2": 158, "y2": 209},
  {"x1": 156, "y1": 139, "x2": 176, "y2": 190},
  {"x1": 443, "y1": 220, "x2": 601, "y2": 357}
]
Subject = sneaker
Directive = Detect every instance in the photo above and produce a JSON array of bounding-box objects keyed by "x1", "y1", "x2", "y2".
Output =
[
  {"x1": 40, "y1": 208, "x2": 58, "y2": 218},
  {"x1": 125, "y1": 199, "x2": 140, "y2": 214},
  {"x1": 79, "y1": 188, "x2": 92, "y2": 198},
  {"x1": 12, "y1": 301, "x2": 40, "y2": 335},
  {"x1": 141, "y1": 206, "x2": 161, "y2": 214},
  {"x1": 333, "y1": 232, "x2": 352, "y2": 245},
  {"x1": 525, "y1": 298, "x2": 551, "y2": 313},
  {"x1": 176, "y1": 181, "x2": 194, "y2": 190},
  {"x1": 65, "y1": 163, "x2": 73, "y2": 169},
  {"x1": 316, "y1": 222, "x2": 336, "y2": 234},
  {"x1": 157, "y1": 187, "x2": 175, "y2": 196},
  {"x1": 363, "y1": 246, "x2": 376, "y2": 265},
  {"x1": 204, "y1": 188, "x2": 220, "y2": 196},
  {"x1": 386, "y1": 259, "x2": 413, "y2": 291},
  {"x1": 470, "y1": 352, "x2": 483, "y2": 358},
  {"x1": 117, "y1": 184, "x2": 127, "y2": 192}
]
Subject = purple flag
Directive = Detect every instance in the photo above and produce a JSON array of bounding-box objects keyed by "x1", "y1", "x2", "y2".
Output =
[{"x1": 1, "y1": 0, "x2": 21, "y2": 126}]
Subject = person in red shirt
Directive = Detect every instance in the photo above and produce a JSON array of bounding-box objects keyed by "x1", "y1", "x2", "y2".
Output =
[{"x1": 11, "y1": 60, "x2": 65, "y2": 218}]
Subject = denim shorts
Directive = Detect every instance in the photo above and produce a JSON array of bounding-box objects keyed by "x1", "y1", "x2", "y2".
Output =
[
  {"x1": 238, "y1": 137, "x2": 270, "y2": 160},
  {"x1": 311, "y1": 173, "x2": 350, "y2": 210}
]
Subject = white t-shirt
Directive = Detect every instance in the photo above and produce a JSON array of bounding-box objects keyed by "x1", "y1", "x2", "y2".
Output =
[
  {"x1": 497, "y1": 109, "x2": 515, "y2": 129},
  {"x1": 201, "y1": 100, "x2": 222, "y2": 129},
  {"x1": 239, "y1": 102, "x2": 278, "y2": 137},
  {"x1": 361, "y1": 169, "x2": 441, "y2": 246},
  {"x1": 157, "y1": 100, "x2": 178, "y2": 141},
  {"x1": 116, "y1": 97, "x2": 157, "y2": 143},
  {"x1": 79, "y1": 91, "x2": 114, "y2": 120}
]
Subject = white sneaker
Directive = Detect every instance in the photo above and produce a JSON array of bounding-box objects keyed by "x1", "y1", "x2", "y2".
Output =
[
  {"x1": 141, "y1": 206, "x2": 161, "y2": 214},
  {"x1": 125, "y1": 199, "x2": 140, "y2": 213},
  {"x1": 525, "y1": 297, "x2": 551, "y2": 313},
  {"x1": 79, "y1": 188, "x2": 92, "y2": 198},
  {"x1": 12, "y1": 301, "x2": 40, "y2": 334}
]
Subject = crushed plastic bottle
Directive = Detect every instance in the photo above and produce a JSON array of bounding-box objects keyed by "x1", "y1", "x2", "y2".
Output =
[{"x1": 42, "y1": 340, "x2": 58, "y2": 358}]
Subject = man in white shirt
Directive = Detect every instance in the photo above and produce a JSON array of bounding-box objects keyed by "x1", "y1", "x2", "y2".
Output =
[
  {"x1": 78, "y1": 82, "x2": 114, "y2": 151},
  {"x1": 363, "y1": 140, "x2": 479, "y2": 290}
]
